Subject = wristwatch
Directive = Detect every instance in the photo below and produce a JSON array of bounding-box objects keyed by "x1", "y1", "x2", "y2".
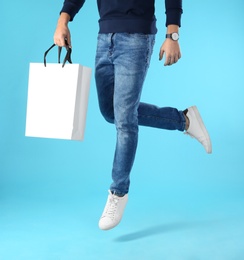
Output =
[{"x1": 166, "y1": 32, "x2": 179, "y2": 41}]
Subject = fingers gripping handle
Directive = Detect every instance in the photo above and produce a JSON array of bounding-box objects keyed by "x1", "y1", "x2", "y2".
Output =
[{"x1": 44, "y1": 39, "x2": 72, "y2": 67}]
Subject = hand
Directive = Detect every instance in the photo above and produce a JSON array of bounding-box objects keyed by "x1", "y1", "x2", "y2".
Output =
[
  {"x1": 159, "y1": 39, "x2": 181, "y2": 66},
  {"x1": 53, "y1": 13, "x2": 71, "y2": 47}
]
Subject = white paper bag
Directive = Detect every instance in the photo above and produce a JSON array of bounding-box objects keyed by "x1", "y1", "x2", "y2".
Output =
[{"x1": 25, "y1": 63, "x2": 91, "y2": 141}]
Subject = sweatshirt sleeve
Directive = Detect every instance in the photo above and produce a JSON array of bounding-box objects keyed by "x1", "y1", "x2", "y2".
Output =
[
  {"x1": 165, "y1": 0, "x2": 183, "y2": 27},
  {"x1": 60, "y1": 0, "x2": 85, "y2": 21}
]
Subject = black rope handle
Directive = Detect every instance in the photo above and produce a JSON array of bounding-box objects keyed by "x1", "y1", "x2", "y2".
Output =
[{"x1": 44, "y1": 39, "x2": 72, "y2": 67}]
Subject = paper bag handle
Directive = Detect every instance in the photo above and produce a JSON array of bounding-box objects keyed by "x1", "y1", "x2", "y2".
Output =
[{"x1": 44, "y1": 39, "x2": 72, "y2": 67}]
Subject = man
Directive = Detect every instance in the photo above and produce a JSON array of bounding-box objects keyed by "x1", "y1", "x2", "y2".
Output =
[{"x1": 54, "y1": 0, "x2": 212, "y2": 231}]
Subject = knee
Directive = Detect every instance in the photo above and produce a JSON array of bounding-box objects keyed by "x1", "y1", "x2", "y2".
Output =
[
  {"x1": 100, "y1": 106, "x2": 114, "y2": 124},
  {"x1": 104, "y1": 114, "x2": 114, "y2": 124}
]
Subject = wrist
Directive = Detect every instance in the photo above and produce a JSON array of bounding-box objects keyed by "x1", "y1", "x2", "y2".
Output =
[
  {"x1": 166, "y1": 24, "x2": 179, "y2": 34},
  {"x1": 58, "y1": 12, "x2": 70, "y2": 25}
]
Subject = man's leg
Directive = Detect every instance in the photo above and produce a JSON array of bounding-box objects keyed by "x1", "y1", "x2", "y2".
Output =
[
  {"x1": 137, "y1": 103, "x2": 212, "y2": 153},
  {"x1": 97, "y1": 33, "x2": 155, "y2": 230},
  {"x1": 110, "y1": 33, "x2": 156, "y2": 196}
]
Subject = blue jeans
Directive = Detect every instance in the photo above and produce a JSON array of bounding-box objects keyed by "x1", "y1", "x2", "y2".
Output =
[{"x1": 95, "y1": 33, "x2": 186, "y2": 196}]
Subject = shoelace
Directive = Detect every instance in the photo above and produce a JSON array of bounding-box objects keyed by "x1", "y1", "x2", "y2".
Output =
[{"x1": 104, "y1": 196, "x2": 119, "y2": 219}]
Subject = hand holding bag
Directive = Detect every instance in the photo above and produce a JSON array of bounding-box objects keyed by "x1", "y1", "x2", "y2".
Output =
[{"x1": 25, "y1": 41, "x2": 92, "y2": 141}]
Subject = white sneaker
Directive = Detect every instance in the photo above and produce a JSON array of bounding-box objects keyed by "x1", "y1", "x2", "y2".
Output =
[
  {"x1": 98, "y1": 190, "x2": 128, "y2": 230},
  {"x1": 185, "y1": 106, "x2": 212, "y2": 154}
]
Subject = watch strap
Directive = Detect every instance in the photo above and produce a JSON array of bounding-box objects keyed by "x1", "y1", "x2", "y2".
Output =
[{"x1": 165, "y1": 33, "x2": 179, "y2": 41}]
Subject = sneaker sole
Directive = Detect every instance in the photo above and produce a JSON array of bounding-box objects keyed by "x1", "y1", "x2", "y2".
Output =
[{"x1": 191, "y1": 106, "x2": 212, "y2": 154}]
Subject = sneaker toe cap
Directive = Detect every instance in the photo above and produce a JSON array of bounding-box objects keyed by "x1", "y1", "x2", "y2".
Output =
[{"x1": 99, "y1": 217, "x2": 118, "y2": 230}]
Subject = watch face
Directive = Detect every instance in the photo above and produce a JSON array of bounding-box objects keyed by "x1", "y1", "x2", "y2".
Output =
[{"x1": 172, "y1": 33, "x2": 179, "y2": 41}]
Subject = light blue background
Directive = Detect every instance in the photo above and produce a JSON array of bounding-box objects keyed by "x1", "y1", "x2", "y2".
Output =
[{"x1": 1, "y1": 0, "x2": 244, "y2": 259}]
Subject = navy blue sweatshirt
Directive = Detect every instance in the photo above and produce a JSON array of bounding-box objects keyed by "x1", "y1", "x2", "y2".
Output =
[{"x1": 61, "y1": 0, "x2": 182, "y2": 34}]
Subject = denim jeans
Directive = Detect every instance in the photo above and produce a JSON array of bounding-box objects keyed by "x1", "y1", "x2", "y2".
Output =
[{"x1": 95, "y1": 33, "x2": 186, "y2": 196}]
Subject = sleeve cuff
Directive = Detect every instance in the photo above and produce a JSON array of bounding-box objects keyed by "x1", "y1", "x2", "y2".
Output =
[
  {"x1": 60, "y1": 0, "x2": 85, "y2": 21},
  {"x1": 165, "y1": 10, "x2": 182, "y2": 27}
]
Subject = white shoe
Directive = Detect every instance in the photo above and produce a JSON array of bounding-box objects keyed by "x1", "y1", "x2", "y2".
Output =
[
  {"x1": 185, "y1": 106, "x2": 212, "y2": 154},
  {"x1": 98, "y1": 190, "x2": 128, "y2": 230}
]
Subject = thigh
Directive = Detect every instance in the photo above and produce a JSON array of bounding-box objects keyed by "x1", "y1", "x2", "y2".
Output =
[{"x1": 113, "y1": 33, "x2": 155, "y2": 123}]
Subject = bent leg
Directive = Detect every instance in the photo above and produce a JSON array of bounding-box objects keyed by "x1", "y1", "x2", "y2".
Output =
[{"x1": 138, "y1": 102, "x2": 186, "y2": 131}]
